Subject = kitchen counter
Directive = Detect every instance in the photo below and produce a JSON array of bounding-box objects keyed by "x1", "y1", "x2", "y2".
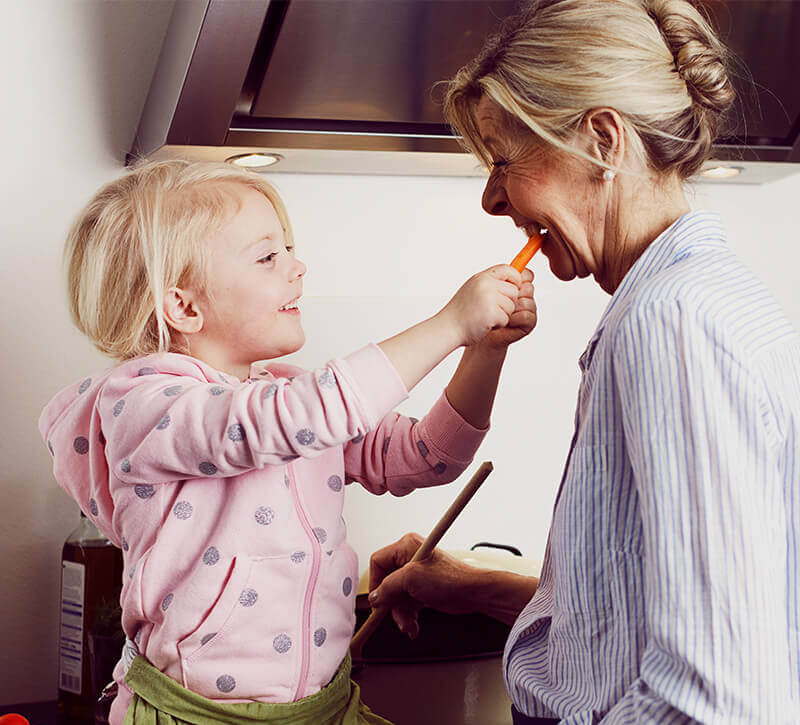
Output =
[{"x1": 1, "y1": 701, "x2": 59, "y2": 725}]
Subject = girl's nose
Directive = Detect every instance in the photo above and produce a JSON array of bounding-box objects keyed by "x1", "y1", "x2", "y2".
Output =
[
  {"x1": 291, "y1": 257, "x2": 307, "y2": 280},
  {"x1": 482, "y1": 176, "x2": 510, "y2": 217}
]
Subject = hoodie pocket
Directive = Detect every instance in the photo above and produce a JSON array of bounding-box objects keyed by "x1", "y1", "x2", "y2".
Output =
[
  {"x1": 176, "y1": 555, "x2": 253, "y2": 667},
  {"x1": 177, "y1": 554, "x2": 307, "y2": 701}
]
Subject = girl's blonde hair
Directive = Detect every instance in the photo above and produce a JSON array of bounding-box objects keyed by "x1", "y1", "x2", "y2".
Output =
[
  {"x1": 65, "y1": 159, "x2": 293, "y2": 360},
  {"x1": 445, "y1": 0, "x2": 736, "y2": 179}
]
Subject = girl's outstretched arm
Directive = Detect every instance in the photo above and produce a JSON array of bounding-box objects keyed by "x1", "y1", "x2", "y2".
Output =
[
  {"x1": 445, "y1": 269, "x2": 535, "y2": 429},
  {"x1": 377, "y1": 264, "x2": 530, "y2": 393}
]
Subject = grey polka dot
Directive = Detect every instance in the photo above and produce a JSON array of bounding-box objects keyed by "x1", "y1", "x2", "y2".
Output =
[
  {"x1": 290, "y1": 551, "x2": 306, "y2": 564},
  {"x1": 137, "y1": 367, "x2": 157, "y2": 376},
  {"x1": 254, "y1": 506, "x2": 275, "y2": 525},
  {"x1": 89, "y1": 498, "x2": 98, "y2": 516},
  {"x1": 134, "y1": 484, "x2": 155, "y2": 500},
  {"x1": 156, "y1": 413, "x2": 170, "y2": 430},
  {"x1": 47, "y1": 440, "x2": 54, "y2": 456},
  {"x1": 209, "y1": 386, "x2": 225, "y2": 396},
  {"x1": 296, "y1": 428, "x2": 315, "y2": 446},
  {"x1": 314, "y1": 627, "x2": 327, "y2": 647},
  {"x1": 161, "y1": 593, "x2": 174, "y2": 611},
  {"x1": 173, "y1": 501, "x2": 193, "y2": 519},
  {"x1": 410, "y1": 417, "x2": 420, "y2": 425},
  {"x1": 326, "y1": 550, "x2": 333, "y2": 556},
  {"x1": 327, "y1": 474, "x2": 343, "y2": 492},
  {"x1": 203, "y1": 546, "x2": 219, "y2": 565},
  {"x1": 318, "y1": 369, "x2": 337, "y2": 388},
  {"x1": 216, "y1": 674, "x2": 235, "y2": 693},
  {"x1": 99, "y1": 431, "x2": 105, "y2": 445},
  {"x1": 281, "y1": 455, "x2": 299, "y2": 462},
  {"x1": 78, "y1": 378, "x2": 92, "y2": 394},
  {"x1": 284, "y1": 473, "x2": 291, "y2": 488},
  {"x1": 383, "y1": 437, "x2": 391, "y2": 455},
  {"x1": 122, "y1": 537, "x2": 129, "y2": 552},
  {"x1": 164, "y1": 385, "x2": 182, "y2": 397},
  {"x1": 312, "y1": 527, "x2": 327, "y2": 544},
  {"x1": 122, "y1": 459, "x2": 133, "y2": 474},
  {"x1": 351, "y1": 433, "x2": 364, "y2": 444},
  {"x1": 128, "y1": 567, "x2": 135, "y2": 579},
  {"x1": 227, "y1": 423, "x2": 245, "y2": 442},
  {"x1": 199, "y1": 461, "x2": 217, "y2": 476},
  {"x1": 263, "y1": 383, "x2": 278, "y2": 400},
  {"x1": 201, "y1": 632, "x2": 216, "y2": 646},
  {"x1": 239, "y1": 588, "x2": 258, "y2": 607},
  {"x1": 273, "y1": 633, "x2": 292, "y2": 654},
  {"x1": 113, "y1": 400, "x2": 125, "y2": 417},
  {"x1": 416, "y1": 439, "x2": 429, "y2": 457},
  {"x1": 343, "y1": 577, "x2": 353, "y2": 597},
  {"x1": 73, "y1": 437, "x2": 89, "y2": 455},
  {"x1": 434, "y1": 462, "x2": 447, "y2": 475}
]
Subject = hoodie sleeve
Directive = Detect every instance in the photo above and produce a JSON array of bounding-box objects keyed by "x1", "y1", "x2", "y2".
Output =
[
  {"x1": 99, "y1": 345, "x2": 408, "y2": 485},
  {"x1": 342, "y1": 390, "x2": 488, "y2": 496}
]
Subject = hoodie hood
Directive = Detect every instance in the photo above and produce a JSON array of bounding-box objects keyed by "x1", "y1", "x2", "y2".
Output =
[{"x1": 39, "y1": 368, "x2": 121, "y2": 546}]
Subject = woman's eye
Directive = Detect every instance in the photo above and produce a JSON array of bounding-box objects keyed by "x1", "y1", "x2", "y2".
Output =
[
  {"x1": 285, "y1": 245, "x2": 294, "y2": 254},
  {"x1": 257, "y1": 253, "x2": 277, "y2": 264}
]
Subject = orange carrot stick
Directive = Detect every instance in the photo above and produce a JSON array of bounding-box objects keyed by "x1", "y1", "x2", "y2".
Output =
[{"x1": 510, "y1": 232, "x2": 542, "y2": 272}]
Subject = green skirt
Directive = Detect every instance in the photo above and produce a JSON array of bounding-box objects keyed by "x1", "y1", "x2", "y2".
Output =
[{"x1": 122, "y1": 654, "x2": 393, "y2": 725}]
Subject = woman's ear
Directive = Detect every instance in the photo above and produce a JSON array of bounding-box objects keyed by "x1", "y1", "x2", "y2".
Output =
[
  {"x1": 582, "y1": 108, "x2": 626, "y2": 169},
  {"x1": 163, "y1": 286, "x2": 204, "y2": 335}
]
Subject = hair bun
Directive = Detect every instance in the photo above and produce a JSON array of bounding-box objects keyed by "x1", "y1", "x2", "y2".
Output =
[{"x1": 647, "y1": 0, "x2": 735, "y2": 115}]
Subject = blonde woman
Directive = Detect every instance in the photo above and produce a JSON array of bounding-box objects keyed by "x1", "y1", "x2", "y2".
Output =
[
  {"x1": 367, "y1": 1, "x2": 800, "y2": 722},
  {"x1": 40, "y1": 160, "x2": 536, "y2": 724}
]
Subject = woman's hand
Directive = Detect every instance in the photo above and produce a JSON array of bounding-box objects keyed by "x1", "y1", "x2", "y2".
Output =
[
  {"x1": 368, "y1": 533, "x2": 480, "y2": 638},
  {"x1": 368, "y1": 532, "x2": 539, "y2": 636}
]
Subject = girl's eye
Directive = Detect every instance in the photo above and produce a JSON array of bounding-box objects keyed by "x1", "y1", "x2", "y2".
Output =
[{"x1": 257, "y1": 252, "x2": 277, "y2": 264}]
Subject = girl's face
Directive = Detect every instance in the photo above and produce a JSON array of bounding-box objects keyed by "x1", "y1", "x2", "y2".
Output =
[
  {"x1": 476, "y1": 96, "x2": 603, "y2": 285},
  {"x1": 197, "y1": 187, "x2": 306, "y2": 376}
]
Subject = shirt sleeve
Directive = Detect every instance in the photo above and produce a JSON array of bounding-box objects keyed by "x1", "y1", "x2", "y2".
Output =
[
  {"x1": 101, "y1": 345, "x2": 408, "y2": 485},
  {"x1": 342, "y1": 391, "x2": 488, "y2": 496},
  {"x1": 598, "y1": 298, "x2": 793, "y2": 722}
]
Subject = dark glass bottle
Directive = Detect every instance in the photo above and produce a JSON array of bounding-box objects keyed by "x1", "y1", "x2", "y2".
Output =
[{"x1": 58, "y1": 512, "x2": 124, "y2": 725}]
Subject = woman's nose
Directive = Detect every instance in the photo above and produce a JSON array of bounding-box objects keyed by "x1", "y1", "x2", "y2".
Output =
[{"x1": 482, "y1": 176, "x2": 510, "y2": 216}]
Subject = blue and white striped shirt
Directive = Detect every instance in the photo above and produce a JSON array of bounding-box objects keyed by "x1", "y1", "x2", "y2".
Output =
[{"x1": 504, "y1": 211, "x2": 800, "y2": 723}]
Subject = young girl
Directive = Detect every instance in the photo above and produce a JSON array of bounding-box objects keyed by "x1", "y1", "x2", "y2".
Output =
[{"x1": 39, "y1": 160, "x2": 536, "y2": 724}]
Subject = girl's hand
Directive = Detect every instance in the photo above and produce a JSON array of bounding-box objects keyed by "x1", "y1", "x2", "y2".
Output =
[
  {"x1": 477, "y1": 268, "x2": 536, "y2": 350},
  {"x1": 439, "y1": 265, "x2": 522, "y2": 348}
]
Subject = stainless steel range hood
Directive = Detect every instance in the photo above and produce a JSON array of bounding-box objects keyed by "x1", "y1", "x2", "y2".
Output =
[{"x1": 131, "y1": 0, "x2": 800, "y2": 183}]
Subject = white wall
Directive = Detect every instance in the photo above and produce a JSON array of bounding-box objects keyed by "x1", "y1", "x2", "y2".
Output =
[{"x1": 2, "y1": 0, "x2": 800, "y2": 706}]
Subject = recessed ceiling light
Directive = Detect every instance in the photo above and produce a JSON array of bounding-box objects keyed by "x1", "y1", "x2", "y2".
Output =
[
  {"x1": 226, "y1": 152, "x2": 283, "y2": 170},
  {"x1": 700, "y1": 164, "x2": 743, "y2": 180}
]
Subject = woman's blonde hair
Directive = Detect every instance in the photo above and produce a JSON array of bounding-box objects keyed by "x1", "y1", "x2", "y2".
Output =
[
  {"x1": 445, "y1": 0, "x2": 736, "y2": 179},
  {"x1": 65, "y1": 159, "x2": 293, "y2": 360}
]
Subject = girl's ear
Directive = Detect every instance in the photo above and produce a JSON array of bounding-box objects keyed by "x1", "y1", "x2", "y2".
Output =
[{"x1": 163, "y1": 286, "x2": 204, "y2": 335}]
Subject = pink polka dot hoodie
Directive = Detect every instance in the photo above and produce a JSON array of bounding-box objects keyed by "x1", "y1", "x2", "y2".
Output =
[{"x1": 39, "y1": 343, "x2": 487, "y2": 723}]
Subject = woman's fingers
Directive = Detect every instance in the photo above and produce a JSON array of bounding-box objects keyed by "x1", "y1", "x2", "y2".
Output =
[{"x1": 368, "y1": 532, "x2": 423, "y2": 593}]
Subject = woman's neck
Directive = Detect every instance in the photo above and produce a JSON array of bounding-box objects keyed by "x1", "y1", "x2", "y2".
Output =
[{"x1": 600, "y1": 174, "x2": 690, "y2": 295}]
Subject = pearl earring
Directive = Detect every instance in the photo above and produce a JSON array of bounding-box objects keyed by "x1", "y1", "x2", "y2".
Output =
[{"x1": 602, "y1": 169, "x2": 616, "y2": 182}]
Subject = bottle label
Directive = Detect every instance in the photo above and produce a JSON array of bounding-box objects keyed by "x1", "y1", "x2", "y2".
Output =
[{"x1": 60, "y1": 560, "x2": 85, "y2": 694}]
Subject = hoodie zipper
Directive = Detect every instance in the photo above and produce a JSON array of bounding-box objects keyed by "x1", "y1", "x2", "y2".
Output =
[{"x1": 286, "y1": 462, "x2": 321, "y2": 701}]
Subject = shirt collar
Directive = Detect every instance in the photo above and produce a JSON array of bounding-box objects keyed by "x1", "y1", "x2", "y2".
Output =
[{"x1": 578, "y1": 210, "x2": 727, "y2": 372}]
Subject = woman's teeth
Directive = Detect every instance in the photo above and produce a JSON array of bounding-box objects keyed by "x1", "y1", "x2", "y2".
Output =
[{"x1": 279, "y1": 300, "x2": 299, "y2": 311}]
